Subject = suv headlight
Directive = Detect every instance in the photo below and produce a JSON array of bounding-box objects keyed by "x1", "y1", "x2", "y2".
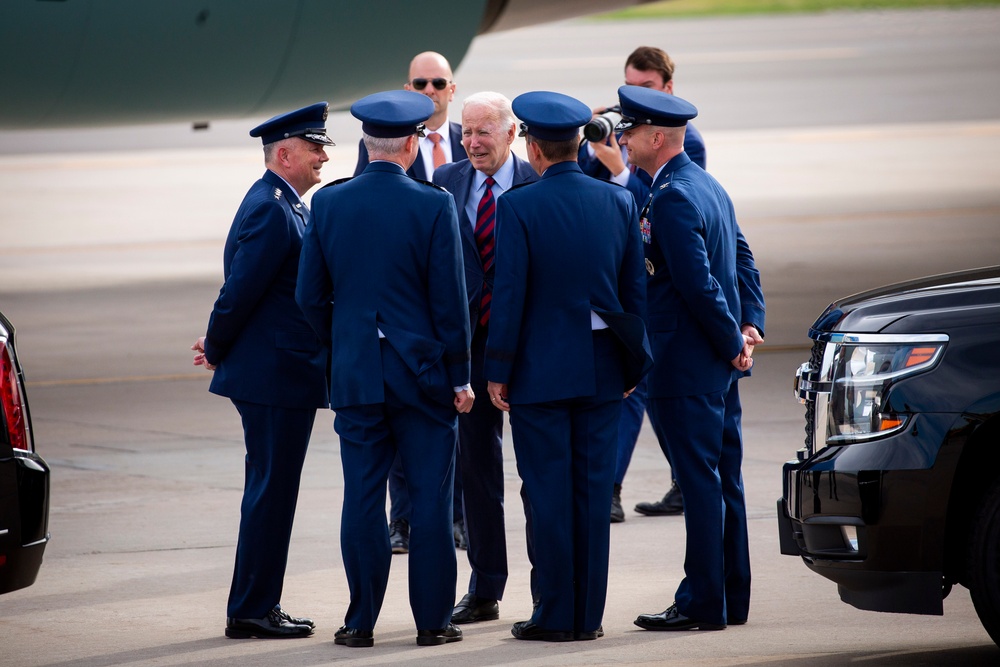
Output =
[{"x1": 813, "y1": 333, "x2": 947, "y2": 445}]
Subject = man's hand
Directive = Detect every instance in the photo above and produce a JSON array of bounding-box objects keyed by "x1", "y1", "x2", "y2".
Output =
[
  {"x1": 741, "y1": 324, "x2": 764, "y2": 350},
  {"x1": 191, "y1": 336, "x2": 216, "y2": 371},
  {"x1": 731, "y1": 334, "x2": 754, "y2": 372},
  {"x1": 591, "y1": 137, "x2": 627, "y2": 177},
  {"x1": 487, "y1": 381, "x2": 510, "y2": 412},
  {"x1": 454, "y1": 387, "x2": 475, "y2": 413}
]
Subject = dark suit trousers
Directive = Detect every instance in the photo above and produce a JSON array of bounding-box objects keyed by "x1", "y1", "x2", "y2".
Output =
[
  {"x1": 458, "y1": 326, "x2": 507, "y2": 599},
  {"x1": 509, "y1": 332, "x2": 623, "y2": 634},
  {"x1": 647, "y1": 379, "x2": 751, "y2": 626},
  {"x1": 334, "y1": 341, "x2": 459, "y2": 632},
  {"x1": 227, "y1": 400, "x2": 314, "y2": 618}
]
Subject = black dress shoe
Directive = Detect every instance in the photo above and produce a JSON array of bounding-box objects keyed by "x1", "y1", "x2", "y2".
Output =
[
  {"x1": 634, "y1": 604, "x2": 725, "y2": 631},
  {"x1": 610, "y1": 483, "x2": 625, "y2": 523},
  {"x1": 416, "y1": 623, "x2": 463, "y2": 645},
  {"x1": 225, "y1": 608, "x2": 314, "y2": 639},
  {"x1": 574, "y1": 625, "x2": 604, "y2": 640},
  {"x1": 389, "y1": 518, "x2": 409, "y2": 554},
  {"x1": 634, "y1": 481, "x2": 684, "y2": 516},
  {"x1": 451, "y1": 593, "x2": 499, "y2": 624},
  {"x1": 511, "y1": 620, "x2": 574, "y2": 642},
  {"x1": 273, "y1": 605, "x2": 315, "y2": 629},
  {"x1": 334, "y1": 625, "x2": 374, "y2": 647}
]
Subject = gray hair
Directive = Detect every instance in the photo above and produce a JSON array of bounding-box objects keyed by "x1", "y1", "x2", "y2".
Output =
[
  {"x1": 463, "y1": 91, "x2": 515, "y2": 131},
  {"x1": 262, "y1": 137, "x2": 295, "y2": 164},
  {"x1": 363, "y1": 133, "x2": 410, "y2": 159}
]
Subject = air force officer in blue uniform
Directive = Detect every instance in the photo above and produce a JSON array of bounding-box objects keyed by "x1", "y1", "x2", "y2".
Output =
[
  {"x1": 354, "y1": 52, "x2": 468, "y2": 552},
  {"x1": 296, "y1": 90, "x2": 472, "y2": 649},
  {"x1": 616, "y1": 86, "x2": 760, "y2": 631},
  {"x1": 433, "y1": 91, "x2": 538, "y2": 625},
  {"x1": 192, "y1": 103, "x2": 332, "y2": 639},
  {"x1": 484, "y1": 92, "x2": 648, "y2": 642}
]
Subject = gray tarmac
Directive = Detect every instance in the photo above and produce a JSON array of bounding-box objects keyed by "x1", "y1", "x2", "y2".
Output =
[{"x1": 1, "y1": 7, "x2": 999, "y2": 666}]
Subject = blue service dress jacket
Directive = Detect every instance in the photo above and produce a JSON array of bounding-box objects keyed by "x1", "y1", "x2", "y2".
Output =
[
  {"x1": 642, "y1": 152, "x2": 747, "y2": 399},
  {"x1": 353, "y1": 120, "x2": 467, "y2": 180},
  {"x1": 484, "y1": 161, "x2": 647, "y2": 403},
  {"x1": 296, "y1": 161, "x2": 471, "y2": 409},
  {"x1": 203, "y1": 169, "x2": 329, "y2": 409},
  {"x1": 433, "y1": 154, "x2": 539, "y2": 327}
]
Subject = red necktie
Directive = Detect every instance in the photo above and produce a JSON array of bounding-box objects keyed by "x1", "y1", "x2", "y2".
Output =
[
  {"x1": 428, "y1": 132, "x2": 446, "y2": 170},
  {"x1": 474, "y1": 176, "x2": 496, "y2": 326}
]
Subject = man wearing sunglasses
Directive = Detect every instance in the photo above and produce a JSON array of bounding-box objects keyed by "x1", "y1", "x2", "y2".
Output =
[{"x1": 354, "y1": 50, "x2": 470, "y2": 558}]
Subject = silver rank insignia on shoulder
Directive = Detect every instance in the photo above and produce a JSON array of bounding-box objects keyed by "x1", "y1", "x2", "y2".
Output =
[
  {"x1": 273, "y1": 188, "x2": 282, "y2": 200},
  {"x1": 659, "y1": 181, "x2": 671, "y2": 190}
]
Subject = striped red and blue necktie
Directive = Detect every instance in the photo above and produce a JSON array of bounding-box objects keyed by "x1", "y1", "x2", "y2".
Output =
[{"x1": 474, "y1": 176, "x2": 496, "y2": 326}]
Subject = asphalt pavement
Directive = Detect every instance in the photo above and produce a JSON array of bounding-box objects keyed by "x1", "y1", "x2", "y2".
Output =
[{"x1": 1, "y1": 7, "x2": 999, "y2": 666}]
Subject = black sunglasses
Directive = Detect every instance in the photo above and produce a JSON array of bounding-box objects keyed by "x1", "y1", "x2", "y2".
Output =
[{"x1": 410, "y1": 77, "x2": 450, "y2": 91}]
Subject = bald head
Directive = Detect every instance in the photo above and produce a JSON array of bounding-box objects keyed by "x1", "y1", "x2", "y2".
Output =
[{"x1": 404, "y1": 51, "x2": 456, "y2": 130}]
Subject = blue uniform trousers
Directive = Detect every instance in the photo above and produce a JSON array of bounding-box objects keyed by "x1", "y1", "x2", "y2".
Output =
[
  {"x1": 334, "y1": 340, "x2": 459, "y2": 632},
  {"x1": 457, "y1": 326, "x2": 507, "y2": 599},
  {"x1": 511, "y1": 332, "x2": 623, "y2": 634},
  {"x1": 388, "y1": 448, "x2": 463, "y2": 522},
  {"x1": 615, "y1": 376, "x2": 683, "y2": 486},
  {"x1": 227, "y1": 400, "x2": 315, "y2": 618},
  {"x1": 647, "y1": 380, "x2": 751, "y2": 626}
]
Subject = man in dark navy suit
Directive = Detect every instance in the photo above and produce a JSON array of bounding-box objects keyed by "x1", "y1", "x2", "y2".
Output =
[
  {"x1": 484, "y1": 91, "x2": 648, "y2": 642},
  {"x1": 580, "y1": 46, "x2": 711, "y2": 522},
  {"x1": 355, "y1": 51, "x2": 469, "y2": 553},
  {"x1": 296, "y1": 90, "x2": 472, "y2": 649},
  {"x1": 616, "y1": 85, "x2": 761, "y2": 631},
  {"x1": 432, "y1": 91, "x2": 538, "y2": 626},
  {"x1": 192, "y1": 103, "x2": 332, "y2": 639}
]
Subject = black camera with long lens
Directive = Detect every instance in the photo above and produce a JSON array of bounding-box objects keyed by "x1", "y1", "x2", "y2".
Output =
[{"x1": 583, "y1": 106, "x2": 623, "y2": 142}]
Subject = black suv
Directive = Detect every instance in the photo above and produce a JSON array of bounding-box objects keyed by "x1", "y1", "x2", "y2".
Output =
[
  {"x1": 0, "y1": 309, "x2": 50, "y2": 595},
  {"x1": 777, "y1": 266, "x2": 1000, "y2": 646}
]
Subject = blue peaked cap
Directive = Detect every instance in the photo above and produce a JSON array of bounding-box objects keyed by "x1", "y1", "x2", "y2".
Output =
[
  {"x1": 512, "y1": 91, "x2": 592, "y2": 142},
  {"x1": 615, "y1": 85, "x2": 698, "y2": 132},
  {"x1": 249, "y1": 102, "x2": 334, "y2": 146},
  {"x1": 351, "y1": 90, "x2": 434, "y2": 138}
]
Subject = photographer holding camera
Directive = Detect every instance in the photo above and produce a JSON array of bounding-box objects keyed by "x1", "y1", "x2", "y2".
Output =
[
  {"x1": 579, "y1": 46, "x2": 706, "y2": 207},
  {"x1": 579, "y1": 46, "x2": 708, "y2": 523}
]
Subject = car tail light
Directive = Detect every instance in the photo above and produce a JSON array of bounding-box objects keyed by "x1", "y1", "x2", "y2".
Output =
[{"x1": 0, "y1": 339, "x2": 30, "y2": 451}]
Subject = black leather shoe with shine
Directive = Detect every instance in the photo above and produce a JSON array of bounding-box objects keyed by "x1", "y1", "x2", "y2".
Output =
[
  {"x1": 416, "y1": 623, "x2": 463, "y2": 645},
  {"x1": 225, "y1": 608, "x2": 314, "y2": 639},
  {"x1": 511, "y1": 620, "x2": 574, "y2": 642},
  {"x1": 389, "y1": 518, "x2": 410, "y2": 554},
  {"x1": 451, "y1": 593, "x2": 500, "y2": 624},
  {"x1": 574, "y1": 625, "x2": 604, "y2": 640},
  {"x1": 634, "y1": 604, "x2": 725, "y2": 631},
  {"x1": 334, "y1": 625, "x2": 374, "y2": 647},
  {"x1": 611, "y1": 483, "x2": 625, "y2": 523},
  {"x1": 273, "y1": 605, "x2": 315, "y2": 629},
  {"x1": 634, "y1": 481, "x2": 684, "y2": 516}
]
